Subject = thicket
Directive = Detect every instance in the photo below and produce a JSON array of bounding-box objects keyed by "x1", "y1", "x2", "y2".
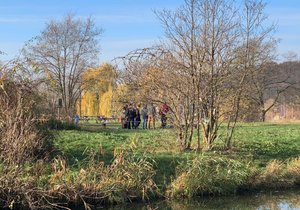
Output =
[
  {"x1": 0, "y1": 79, "x2": 54, "y2": 164},
  {"x1": 42, "y1": 118, "x2": 78, "y2": 130}
]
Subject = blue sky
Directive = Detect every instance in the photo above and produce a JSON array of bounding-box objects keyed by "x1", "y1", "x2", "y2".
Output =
[{"x1": 0, "y1": 0, "x2": 300, "y2": 62}]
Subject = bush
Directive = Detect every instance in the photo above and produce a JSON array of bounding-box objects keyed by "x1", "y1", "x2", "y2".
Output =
[
  {"x1": 0, "y1": 79, "x2": 54, "y2": 164},
  {"x1": 42, "y1": 117, "x2": 78, "y2": 130}
]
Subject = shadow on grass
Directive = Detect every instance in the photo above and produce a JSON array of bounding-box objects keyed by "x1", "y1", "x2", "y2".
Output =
[
  {"x1": 57, "y1": 124, "x2": 171, "y2": 169},
  {"x1": 152, "y1": 154, "x2": 187, "y2": 189},
  {"x1": 79, "y1": 122, "x2": 155, "y2": 135}
]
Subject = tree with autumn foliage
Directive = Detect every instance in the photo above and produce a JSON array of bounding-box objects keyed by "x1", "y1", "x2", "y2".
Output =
[{"x1": 79, "y1": 63, "x2": 117, "y2": 117}]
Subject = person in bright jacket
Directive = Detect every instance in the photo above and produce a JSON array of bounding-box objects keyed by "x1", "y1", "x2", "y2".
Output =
[{"x1": 159, "y1": 102, "x2": 169, "y2": 128}]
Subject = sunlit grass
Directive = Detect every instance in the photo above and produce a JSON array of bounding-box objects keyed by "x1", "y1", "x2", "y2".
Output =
[
  {"x1": 1, "y1": 122, "x2": 300, "y2": 208},
  {"x1": 54, "y1": 122, "x2": 300, "y2": 189}
]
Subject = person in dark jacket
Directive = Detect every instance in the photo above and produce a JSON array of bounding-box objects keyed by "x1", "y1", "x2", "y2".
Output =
[
  {"x1": 133, "y1": 104, "x2": 141, "y2": 129},
  {"x1": 128, "y1": 104, "x2": 136, "y2": 129},
  {"x1": 123, "y1": 105, "x2": 129, "y2": 129}
]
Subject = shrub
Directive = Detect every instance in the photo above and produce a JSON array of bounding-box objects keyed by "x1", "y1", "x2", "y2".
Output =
[
  {"x1": 42, "y1": 117, "x2": 78, "y2": 130},
  {"x1": 0, "y1": 80, "x2": 54, "y2": 164}
]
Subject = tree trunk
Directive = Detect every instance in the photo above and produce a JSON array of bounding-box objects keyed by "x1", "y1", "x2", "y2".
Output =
[
  {"x1": 201, "y1": 115, "x2": 217, "y2": 150},
  {"x1": 261, "y1": 110, "x2": 266, "y2": 122}
]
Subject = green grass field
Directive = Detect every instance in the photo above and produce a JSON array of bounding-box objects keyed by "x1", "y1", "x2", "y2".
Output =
[{"x1": 53, "y1": 121, "x2": 300, "y2": 187}]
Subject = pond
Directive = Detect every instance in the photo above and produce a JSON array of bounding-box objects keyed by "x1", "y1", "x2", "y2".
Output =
[{"x1": 102, "y1": 190, "x2": 300, "y2": 210}]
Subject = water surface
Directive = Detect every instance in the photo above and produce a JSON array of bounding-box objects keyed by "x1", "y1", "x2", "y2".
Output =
[{"x1": 104, "y1": 190, "x2": 300, "y2": 210}]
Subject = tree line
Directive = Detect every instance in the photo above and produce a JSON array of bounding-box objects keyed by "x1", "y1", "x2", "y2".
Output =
[{"x1": 1, "y1": 0, "x2": 300, "y2": 151}]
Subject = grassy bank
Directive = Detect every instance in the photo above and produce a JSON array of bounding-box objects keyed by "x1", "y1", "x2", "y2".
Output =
[
  {"x1": 53, "y1": 122, "x2": 300, "y2": 193},
  {"x1": 55, "y1": 121, "x2": 300, "y2": 170},
  {"x1": 1, "y1": 122, "x2": 300, "y2": 209}
]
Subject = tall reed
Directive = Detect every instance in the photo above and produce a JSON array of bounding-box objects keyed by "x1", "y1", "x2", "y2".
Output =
[{"x1": 166, "y1": 155, "x2": 250, "y2": 198}]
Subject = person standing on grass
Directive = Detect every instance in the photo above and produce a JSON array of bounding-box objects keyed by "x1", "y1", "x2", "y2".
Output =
[
  {"x1": 141, "y1": 105, "x2": 148, "y2": 129},
  {"x1": 147, "y1": 103, "x2": 156, "y2": 129},
  {"x1": 74, "y1": 114, "x2": 80, "y2": 126},
  {"x1": 134, "y1": 104, "x2": 141, "y2": 129},
  {"x1": 123, "y1": 104, "x2": 129, "y2": 129},
  {"x1": 159, "y1": 102, "x2": 169, "y2": 128},
  {"x1": 128, "y1": 104, "x2": 136, "y2": 129}
]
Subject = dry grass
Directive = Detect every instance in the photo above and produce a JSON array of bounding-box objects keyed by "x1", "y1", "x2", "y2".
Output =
[
  {"x1": 247, "y1": 157, "x2": 300, "y2": 189},
  {"x1": 0, "y1": 162, "x2": 50, "y2": 210},
  {"x1": 286, "y1": 157, "x2": 300, "y2": 184},
  {"x1": 167, "y1": 155, "x2": 300, "y2": 199},
  {"x1": 166, "y1": 155, "x2": 250, "y2": 198},
  {"x1": 259, "y1": 160, "x2": 286, "y2": 186},
  {"x1": 48, "y1": 149, "x2": 157, "y2": 208},
  {"x1": 0, "y1": 149, "x2": 158, "y2": 209},
  {"x1": 0, "y1": 80, "x2": 50, "y2": 164}
]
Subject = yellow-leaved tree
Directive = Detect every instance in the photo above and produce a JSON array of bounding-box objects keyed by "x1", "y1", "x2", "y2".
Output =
[
  {"x1": 99, "y1": 84, "x2": 113, "y2": 117},
  {"x1": 78, "y1": 63, "x2": 116, "y2": 117}
]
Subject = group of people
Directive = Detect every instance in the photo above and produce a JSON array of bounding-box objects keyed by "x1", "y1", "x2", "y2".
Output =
[
  {"x1": 121, "y1": 104, "x2": 141, "y2": 129},
  {"x1": 74, "y1": 102, "x2": 170, "y2": 129},
  {"x1": 121, "y1": 102, "x2": 169, "y2": 129}
]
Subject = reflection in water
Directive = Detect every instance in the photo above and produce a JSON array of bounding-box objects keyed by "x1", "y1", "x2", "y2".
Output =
[{"x1": 103, "y1": 190, "x2": 300, "y2": 210}]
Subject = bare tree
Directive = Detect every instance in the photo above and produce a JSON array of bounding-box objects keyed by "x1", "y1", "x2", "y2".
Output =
[
  {"x1": 119, "y1": 0, "x2": 277, "y2": 151},
  {"x1": 120, "y1": 0, "x2": 240, "y2": 150},
  {"x1": 155, "y1": 0, "x2": 241, "y2": 150},
  {"x1": 249, "y1": 61, "x2": 296, "y2": 122},
  {"x1": 223, "y1": 0, "x2": 277, "y2": 147},
  {"x1": 282, "y1": 51, "x2": 298, "y2": 62},
  {"x1": 23, "y1": 15, "x2": 103, "y2": 118}
]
